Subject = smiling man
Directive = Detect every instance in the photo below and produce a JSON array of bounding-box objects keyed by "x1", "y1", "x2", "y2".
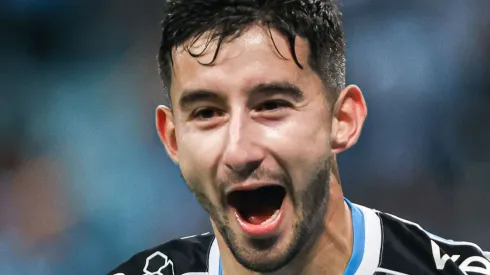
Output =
[{"x1": 109, "y1": 1, "x2": 490, "y2": 275}]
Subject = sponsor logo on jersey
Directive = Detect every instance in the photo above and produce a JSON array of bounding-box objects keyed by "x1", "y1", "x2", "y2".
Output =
[{"x1": 431, "y1": 240, "x2": 490, "y2": 274}]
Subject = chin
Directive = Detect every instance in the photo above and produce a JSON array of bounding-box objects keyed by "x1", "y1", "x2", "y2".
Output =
[
  {"x1": 232, "y1": 240, "x2": 296, "y2": 272},
  {"x1": 220, "y1": 219, "x2": 305, "y2": 273}
]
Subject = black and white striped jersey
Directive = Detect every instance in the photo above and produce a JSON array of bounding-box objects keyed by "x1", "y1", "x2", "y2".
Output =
[{"x1": 109, "y1": 200, "x2": 490, "y2": 275}]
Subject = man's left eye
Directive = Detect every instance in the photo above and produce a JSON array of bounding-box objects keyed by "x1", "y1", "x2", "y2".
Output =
[{"x1": 255, "y1": 100, "x2": 291, "y2": 111}]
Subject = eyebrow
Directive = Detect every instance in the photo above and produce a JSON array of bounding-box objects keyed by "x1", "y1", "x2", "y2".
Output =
[
  {"x1": 178, "y1": 89, "x2": 222, "y2": 110},
  {"x1": 249, "y1": 82, "x2": 305, "y2": 101},
  {"x1": 178, "y1": 81, "x2": 305, "y2": 110}
]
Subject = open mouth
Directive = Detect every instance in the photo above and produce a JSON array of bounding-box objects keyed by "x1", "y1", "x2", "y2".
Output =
[{"x1": 227, "y1": 185, "x2": 286, "y2": 226}]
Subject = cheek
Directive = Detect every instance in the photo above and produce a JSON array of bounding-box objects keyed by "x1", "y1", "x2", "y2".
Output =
[
  {"x1": 265, "y1": 115, "x2": 331, "y2": 187},
  {"x1": 176, "y1": 129, "x2": 225, "y2": 201},
  {"x1": 267, "y1": 115, "x2": 330, "y2": 161},
  {"x1": 177, "y1": 127, "x2": 224, "y2": 167}
]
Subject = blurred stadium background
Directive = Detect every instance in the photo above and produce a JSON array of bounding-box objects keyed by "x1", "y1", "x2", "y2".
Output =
[{"x1": 1, "y1": 0, "x2": 489, "y2": 274}]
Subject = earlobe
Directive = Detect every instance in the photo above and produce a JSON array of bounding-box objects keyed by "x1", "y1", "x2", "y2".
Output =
[
  {"x1": 155, "y1": 105, "x2": 179, "y2": 164},
  {"x1": 330, "y1": 85, "x2": 367, "y2": 155}
]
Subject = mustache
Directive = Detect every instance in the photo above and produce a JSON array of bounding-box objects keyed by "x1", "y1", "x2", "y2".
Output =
[{"x1": 218, "y1": 168, "x2": 290, "y2": 187}]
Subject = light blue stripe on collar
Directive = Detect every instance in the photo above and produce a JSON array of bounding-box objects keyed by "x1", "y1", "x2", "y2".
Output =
[
  {"x1": 218, "y1": 198, "x2": 365, "y2": 275},
  {"x1": 219, "y1": 257, "x2": 222, "y2": 275},
  {"x1": 343, "y1": 198, "x2": 365, "y2": 275}
]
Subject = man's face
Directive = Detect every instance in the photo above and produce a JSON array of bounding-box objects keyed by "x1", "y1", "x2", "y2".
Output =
[{"x1": 160, "y1": 25, "x2": 336, "y2": 271}]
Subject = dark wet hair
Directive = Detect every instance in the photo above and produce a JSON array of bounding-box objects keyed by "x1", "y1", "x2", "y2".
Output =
[{"x1": 158, "y1": 0, "x2": 346, "y2": 105}]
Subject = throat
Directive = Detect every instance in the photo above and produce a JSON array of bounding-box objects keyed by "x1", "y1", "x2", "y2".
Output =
[{"x1": 302, "y1": 200, "x2": 355, "y2": 275}]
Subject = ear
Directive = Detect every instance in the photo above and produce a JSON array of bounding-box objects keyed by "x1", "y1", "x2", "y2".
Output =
[
  {"x1": 330, "y1": 85, "x2": 367, "y2": 155},
  {"x1": 156, "y1": 105, "x2": 179, "y2": 164}
]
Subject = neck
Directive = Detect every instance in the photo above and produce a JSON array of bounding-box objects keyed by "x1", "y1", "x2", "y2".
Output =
[{"x1": 216, "y1": 176, "x2": 354, "y2": 275}]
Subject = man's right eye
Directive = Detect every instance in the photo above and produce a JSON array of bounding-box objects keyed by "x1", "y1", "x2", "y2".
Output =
[{"x1": 191, "y1": 108, "x2": 223, "y2": 120}]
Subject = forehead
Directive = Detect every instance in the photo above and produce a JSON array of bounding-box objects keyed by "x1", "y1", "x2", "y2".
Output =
[{"x1": 169, "y1": 25, "x2": 316, "y2": 103}]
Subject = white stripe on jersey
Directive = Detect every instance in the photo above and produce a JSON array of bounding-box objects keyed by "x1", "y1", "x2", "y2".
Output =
[
  {"x1": 181, "y1": 232, "x2": 212, "y2": 240},
  {"x1": 353, "y1": 204, "x2": 383, "y2": 275},
  {"x1": 207, "y1": 237, "x2": 220, "y2": 275},
  {"x1": 375, "y1": 267, "x2": 409, "y2": 275}
]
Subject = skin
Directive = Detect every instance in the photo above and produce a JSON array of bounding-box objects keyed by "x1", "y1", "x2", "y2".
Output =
[{"x1": 156, "y1": 24, "x2": 367, "y2": 275}]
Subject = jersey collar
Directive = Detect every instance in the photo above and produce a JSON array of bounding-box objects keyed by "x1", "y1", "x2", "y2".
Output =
[
  {"x1": 211, "y1": 198, "x2": 382, "y2": 275},
  {"x1": 344, "y1": 198, "x2": 365, "y2": 275}
]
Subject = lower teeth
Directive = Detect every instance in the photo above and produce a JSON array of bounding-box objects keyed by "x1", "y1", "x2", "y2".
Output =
[
  {"x1": 246, "y1": 209, "x2": 280, "y2": 225},
  {"x1": 261, "y1": 209, "x2": 279, "y2": 225}
]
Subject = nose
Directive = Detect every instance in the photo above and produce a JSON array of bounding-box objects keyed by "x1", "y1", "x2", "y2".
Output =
[{"x1": 222, "y1": 114, "x2": 265, "y2": 177}]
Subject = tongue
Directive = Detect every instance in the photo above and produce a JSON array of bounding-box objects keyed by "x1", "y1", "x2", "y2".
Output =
[{"x1": 246, "y1": 209, "x2": 276, "y2": 225}]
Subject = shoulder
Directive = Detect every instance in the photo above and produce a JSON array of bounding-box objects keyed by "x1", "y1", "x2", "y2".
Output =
[
  {"x1": 108, "y1": 233, "x2": 218, "y2": 275},
  {"x1": 374, "y1": 209, "x2": 490, "y2": 274}
]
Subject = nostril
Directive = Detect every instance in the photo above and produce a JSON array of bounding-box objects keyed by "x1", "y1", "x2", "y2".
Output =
[{"x1": 225, "y1": 159, "x2": 261, "y2": 177}]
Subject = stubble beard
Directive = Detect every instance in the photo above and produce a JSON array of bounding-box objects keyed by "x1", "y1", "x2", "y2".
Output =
[{"x1": 181, "y1": 155, "x2": 333, "y2": 273}]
